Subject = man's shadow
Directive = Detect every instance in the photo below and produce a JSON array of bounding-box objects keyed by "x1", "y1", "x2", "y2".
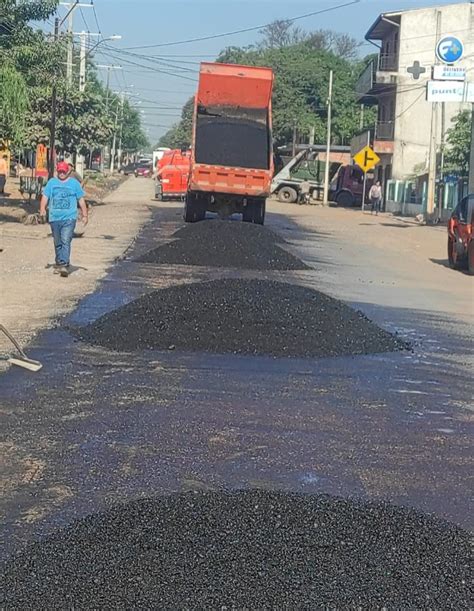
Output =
[{"x1": 44, "y1": 263, "x2": 88, "y2": 275}]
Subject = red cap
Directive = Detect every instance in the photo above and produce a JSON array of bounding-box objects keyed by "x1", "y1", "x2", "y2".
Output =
[{"x1": 56, "y1": 161, "x2": 70, "y2": 173}]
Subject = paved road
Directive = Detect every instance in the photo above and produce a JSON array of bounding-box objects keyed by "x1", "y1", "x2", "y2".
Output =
[{"x1": 1, "y1": 179, "x2": 472, "y2": 562}]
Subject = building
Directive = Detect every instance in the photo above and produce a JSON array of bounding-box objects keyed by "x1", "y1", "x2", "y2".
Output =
[{"x1": 355, "y1": 2, "x2": 473, "y2": 214}]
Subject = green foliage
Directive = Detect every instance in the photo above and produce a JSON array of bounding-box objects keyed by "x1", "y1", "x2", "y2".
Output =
[
  {"x1": 121, "y1": 99, "x2": 149, "y2": 152},
  {"x1": 445, "y1": 110, "x2": 471, "y2": 176},
  {"x1": 25, "y1": 86, "x2": 114, "y2": 154},
  {"x1": 158, "y1": 97, "x2": 194, "y2": 149},
  {"x1": 0, "y1": 63, "x2": 29, "y2": 143},
  {"x1": 218, "y1": 43, "x2": 370, "y2": 146}
]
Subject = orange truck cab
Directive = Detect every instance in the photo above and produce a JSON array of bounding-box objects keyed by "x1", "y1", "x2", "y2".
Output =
[
  {"x1": 155, "y1": 149, "x2": 191, "y2": 201},
  {"x1": 447, "y1": 193, "x2": 474, "y2": 275},
  {"x1": 185, "y1": 62, "x2": 274, "y2": 224}
]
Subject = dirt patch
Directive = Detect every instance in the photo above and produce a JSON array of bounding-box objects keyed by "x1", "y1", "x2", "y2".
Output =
[
  {"x1": 1, "y1": 490, "x2": 469, "y2": 609},
  {"x1": 74, "y1": 278, "x2": 404, "y2": 357}
]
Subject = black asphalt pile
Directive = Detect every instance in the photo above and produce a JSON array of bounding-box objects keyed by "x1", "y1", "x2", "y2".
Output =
[
  {"x1": 137, "y1": 219, "x2": 307, "y2": 270},
  {"x1": 2, "y1": 490, "x2": 470, "y2": 609},
  {"x1": 74, "y1": 279, "x2": 403, "y2": 356}
]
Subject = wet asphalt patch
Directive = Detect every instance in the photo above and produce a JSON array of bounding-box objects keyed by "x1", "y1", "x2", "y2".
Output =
[
  {"x1": 1, "y1": 490, "x2": 470, "y2": 609},
  {"x1": 136, "y1": 219, "x2": 309, "y2": 270},
  {"x1": 73, "y1": 278, "x2": 404, "y2": 357}
]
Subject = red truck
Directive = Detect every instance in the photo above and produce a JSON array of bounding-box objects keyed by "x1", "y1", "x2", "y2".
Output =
[
  {"x1": 185, "y1": 62, "x2": 274, "y2": 224},
  {"x1": 155, "y1": 149, "x2": 191, "y2": 201},
  {"x1": 330, "y1": 165, "x2": 374, "y2": 207}
]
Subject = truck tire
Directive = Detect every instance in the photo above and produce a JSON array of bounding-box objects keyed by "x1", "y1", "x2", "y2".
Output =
[
  {"x1": 336, "y1": 190, "x2": 354, "y2": 207},
  {"x1": 278, "y1": 186, "x2": 298, "y2": 204},
  {"x1": 243, "y1": 199, "x2": 265, "y2": 225},
  {"x1": 468, "y1": 242, "x2": 474, "y2": 276},
  {"x1": 184, "y1": 194, "x2": 204, "y2": 223}
]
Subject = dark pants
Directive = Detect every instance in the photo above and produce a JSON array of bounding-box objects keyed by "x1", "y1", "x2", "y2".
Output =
[
  {"x1": 371, "y1": 197, "x2": 382, "y2": 214},
  {"x1": 0, "y1": 174, "x2": 6, "y2": 194},
  {"x1": 50, "y1": 219, "x2": 76, "y2": 266}
]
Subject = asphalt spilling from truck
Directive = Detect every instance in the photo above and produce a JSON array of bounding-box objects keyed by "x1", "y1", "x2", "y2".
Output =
[
  {"x1": 136, "y1": 218, "x2": 309, "y2": 270},
  {"x1": 74, "y1": 278, "x2": 404, "y2": 357},
  {"x1": 2, "y1": 490, "x2": 469, "y2": 609}
]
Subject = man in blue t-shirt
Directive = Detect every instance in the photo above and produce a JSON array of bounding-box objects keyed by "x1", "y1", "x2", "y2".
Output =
[{"x1": 40, "y1": 161, "x2": 88, "y2": 277}]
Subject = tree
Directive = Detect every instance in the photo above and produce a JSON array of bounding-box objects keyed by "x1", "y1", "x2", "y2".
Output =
[
  {"x1": 445, "y1": 110, "x2": 471, "y2": 176},
  {"x1": 0, "y1": 64, "x2": 29, "y2": 144},
  {"x1": 258, "y1": 20, "x2": 306, "y2": 49},
  {"x1": 217, "y1": 42, "x2": 370, "y2": 146},
  {"x1": 158, "y1": 97, "x2": 194, "y2": 149}
]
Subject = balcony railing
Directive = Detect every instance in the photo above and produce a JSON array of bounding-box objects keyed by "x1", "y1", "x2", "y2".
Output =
[
  {"x1": 378, "y1": 53, "x2": 398, "y2": 72},
  {"x1": 375, "y1": 121, "x2": 394, "y2": 141},
  {"x1": 355, "y1": 60, "x2": 376, "y2": 98}
]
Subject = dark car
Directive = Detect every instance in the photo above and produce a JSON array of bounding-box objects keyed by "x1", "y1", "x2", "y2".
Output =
[
  {"x1": 119, "y1": 162, "x2": 140, "y2": 175},
  {"x1": 135, "y1": 163, "x2": 152, "y2": 178},
  {"x1": 447, "y1": 194, "x2": 474, "y2": 275}
]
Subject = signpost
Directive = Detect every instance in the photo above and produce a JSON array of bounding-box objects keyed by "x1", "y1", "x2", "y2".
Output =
[{"x1": 353, "y1": 143, "x2": 380, "y2": 211}]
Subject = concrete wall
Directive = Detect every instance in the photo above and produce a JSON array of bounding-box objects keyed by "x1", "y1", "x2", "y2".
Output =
[{"x1": 392, "y1": 2, "x2": 473, "y2": 179}]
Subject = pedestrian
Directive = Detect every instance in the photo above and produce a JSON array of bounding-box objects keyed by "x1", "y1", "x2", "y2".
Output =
[
  {"x1": 39, "y1": 161, "x2": 88, "y2": 277},
  {"x1": 0, "y1": 154, "x2": 9, "y2": 195},
  {"x1": 369, "y1": 181, "x2": 383, "y2": 215}
]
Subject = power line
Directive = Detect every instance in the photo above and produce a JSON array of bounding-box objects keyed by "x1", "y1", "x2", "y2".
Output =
[{"x1": 123, "y1": 0, "x2": 361, "y2": 50}]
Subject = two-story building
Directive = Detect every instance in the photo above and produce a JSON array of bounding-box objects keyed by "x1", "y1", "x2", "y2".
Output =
[{"x1": 355, "y1": 2, "x2": 473, "y2": 212}]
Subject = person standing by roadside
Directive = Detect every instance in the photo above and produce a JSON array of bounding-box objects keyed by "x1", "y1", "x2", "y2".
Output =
[
  {"x1": 0, "y1": 154, "x2": 9, "y2": 195},
  {"x1": 369, "y1": 180, "x2": 383, "y2": 215},
  {"x1": 39, "y1": 161, "x2": 88, "y2": 277}
]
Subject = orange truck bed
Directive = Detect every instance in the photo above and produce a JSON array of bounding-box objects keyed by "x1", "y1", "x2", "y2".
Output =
[{"x1": 185, "y1": 62, "x2": 274, "y2": 224}]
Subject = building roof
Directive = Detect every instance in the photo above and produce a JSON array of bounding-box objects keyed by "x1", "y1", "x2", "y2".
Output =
[{"x1": 365, "y1": 2, "x2": 471, "y2": 40}]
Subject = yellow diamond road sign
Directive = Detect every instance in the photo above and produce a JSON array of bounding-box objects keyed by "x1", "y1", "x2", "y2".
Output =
[{"x1": 353, "y1": 145, "x2": 380, "y2": 173}]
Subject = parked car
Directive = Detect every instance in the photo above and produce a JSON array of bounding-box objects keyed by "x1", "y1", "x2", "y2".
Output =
[
  {"x1": 447, "y1": 193, "x2": 474, "y2": 275},
  {"x1": 134, "y1": 163, "x2": 152, "y2": 178},
  {"x1": 119, "y1": 162, "x2": 140, "y2": 175}
]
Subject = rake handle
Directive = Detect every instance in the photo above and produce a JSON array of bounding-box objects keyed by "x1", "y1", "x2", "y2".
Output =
[{"x1": 0, "y1": 325, "x2": 29, "y2": 360}]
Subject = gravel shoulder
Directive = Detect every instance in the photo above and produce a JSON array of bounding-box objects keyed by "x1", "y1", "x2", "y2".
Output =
[{"x1": 0, "y1": 177, "x2": 155, "y2": 363}]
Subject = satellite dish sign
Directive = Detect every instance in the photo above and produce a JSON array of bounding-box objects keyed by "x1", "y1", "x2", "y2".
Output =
[{"x1": 436, "y1": 36, "x2": 464, "y2": 64}]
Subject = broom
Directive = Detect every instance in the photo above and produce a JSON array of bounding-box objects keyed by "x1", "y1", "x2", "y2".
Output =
[{"x1": 0, "y1": 325, "x2": 43, "y2": 372}]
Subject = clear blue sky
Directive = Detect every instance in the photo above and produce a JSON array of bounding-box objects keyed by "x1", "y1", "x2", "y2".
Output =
[{"x1": 64, "y1": 0, "x2": 465, "y2": 143}]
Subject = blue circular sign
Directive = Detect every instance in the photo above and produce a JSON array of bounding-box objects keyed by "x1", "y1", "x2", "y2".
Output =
[{"x1": 436, "y1": 36, "x2": 464, "y2": 64}]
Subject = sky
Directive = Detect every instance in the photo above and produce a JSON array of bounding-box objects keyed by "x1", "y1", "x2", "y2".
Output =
[{"x1": 57, "y1": 0, "x2": 467, "y2": 144}]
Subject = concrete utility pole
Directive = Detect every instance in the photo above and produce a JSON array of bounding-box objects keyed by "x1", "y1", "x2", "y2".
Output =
[
  {"x1": 426, "y1": 9, "x2": 442, "y2": 219},
  {"x1": 60, "y1": 2, "x2": 93, "y2": 86},
  {"x1": 323, "y1": 69, "x2": 333, "y2": 206},
  {"x1": 97, "y1": 65, "x2": 122, "y2": 172},
  {"x1": 48, "y1": 17, "x2": 60, "y2": 179},
  {"x1": 110, "y1": 94, "x2": 124, "y2": 173},
  {"x1": 469, "y1": 104, "x2": 474, "y2": 194}
]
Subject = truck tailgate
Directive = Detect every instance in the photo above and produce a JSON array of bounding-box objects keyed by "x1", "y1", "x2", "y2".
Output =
[{"x1": 190, "y1": 164, "x2": 272, "y2": 196}]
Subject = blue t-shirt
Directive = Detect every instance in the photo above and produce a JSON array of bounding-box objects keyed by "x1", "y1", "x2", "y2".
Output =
[{"x1": 43, "y1": 177, "x2": 85, "y2": 222}]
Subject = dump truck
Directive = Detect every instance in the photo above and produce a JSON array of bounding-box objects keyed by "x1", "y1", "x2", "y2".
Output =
[
  {"x1": 155, "y1": 149, "x2": 191, "y2": 201},
  {"x1": 185, "y1": 62, "x2": 274, "y2": 224}
]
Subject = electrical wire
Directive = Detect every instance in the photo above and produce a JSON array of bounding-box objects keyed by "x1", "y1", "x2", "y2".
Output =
[{"x1": 123, "y1": 0, "x2": 361, "y2": 50}]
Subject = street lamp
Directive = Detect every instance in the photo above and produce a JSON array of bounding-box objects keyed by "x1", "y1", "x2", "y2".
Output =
[{"x1": 86, "y1": 34, "x2": 122, "y2": 58}]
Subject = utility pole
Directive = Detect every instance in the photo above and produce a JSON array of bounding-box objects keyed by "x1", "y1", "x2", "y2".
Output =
[
  {"x1": 48, "y1": 17, "x2": 60, "y2": 179},
  {"x1": 359, "y1": 103, "x2": 365, "y2": 130},
  {"x1": 469, "y1": 104, "x2": 474, "y2": 194},
  {"x1": 323, "y1": 69, "x2": 333, "y2": 206},
  {"x1": 110, "y1": 94, "x2": 123, "y2": 174},
  {"x1": 426, "y1": 9, "x2": 442, "y2": 220},
  {"x1": 60, "y1": 2, "x2": 93, "y2": 86},
  {"x1": 97, "y1": 65, "x2": 122, "y2": 172},
  {"x1": 361, "y1": 129, "x2": 371, "y2": 212}
]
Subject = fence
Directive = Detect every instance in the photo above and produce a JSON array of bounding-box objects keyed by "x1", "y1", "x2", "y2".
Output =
[{"x1": 384, "y1": 177, "x2": 468, "y2": 218}]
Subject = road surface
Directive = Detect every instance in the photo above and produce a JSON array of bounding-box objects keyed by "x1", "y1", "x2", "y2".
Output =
[{"x1": 1, "y1": 178, "x2": 472, "y2": 603}]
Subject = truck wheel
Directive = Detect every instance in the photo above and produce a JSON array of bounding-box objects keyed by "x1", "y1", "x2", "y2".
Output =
[
  {"x1": 336, "y1": 190, "x2": 353, "y2": 207},
  {"x1": 184, "y1": 195, "x2": 200, "y2": 223},
  {"x1": 468, "y1": 242, "x2": 474, "y2": 276},
  {"x1": 243, "y1": 199, "x2": 265, "y2": 225},
  {"x1": 278, "y1": 187, "x2": 298, "y2": 204}
]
